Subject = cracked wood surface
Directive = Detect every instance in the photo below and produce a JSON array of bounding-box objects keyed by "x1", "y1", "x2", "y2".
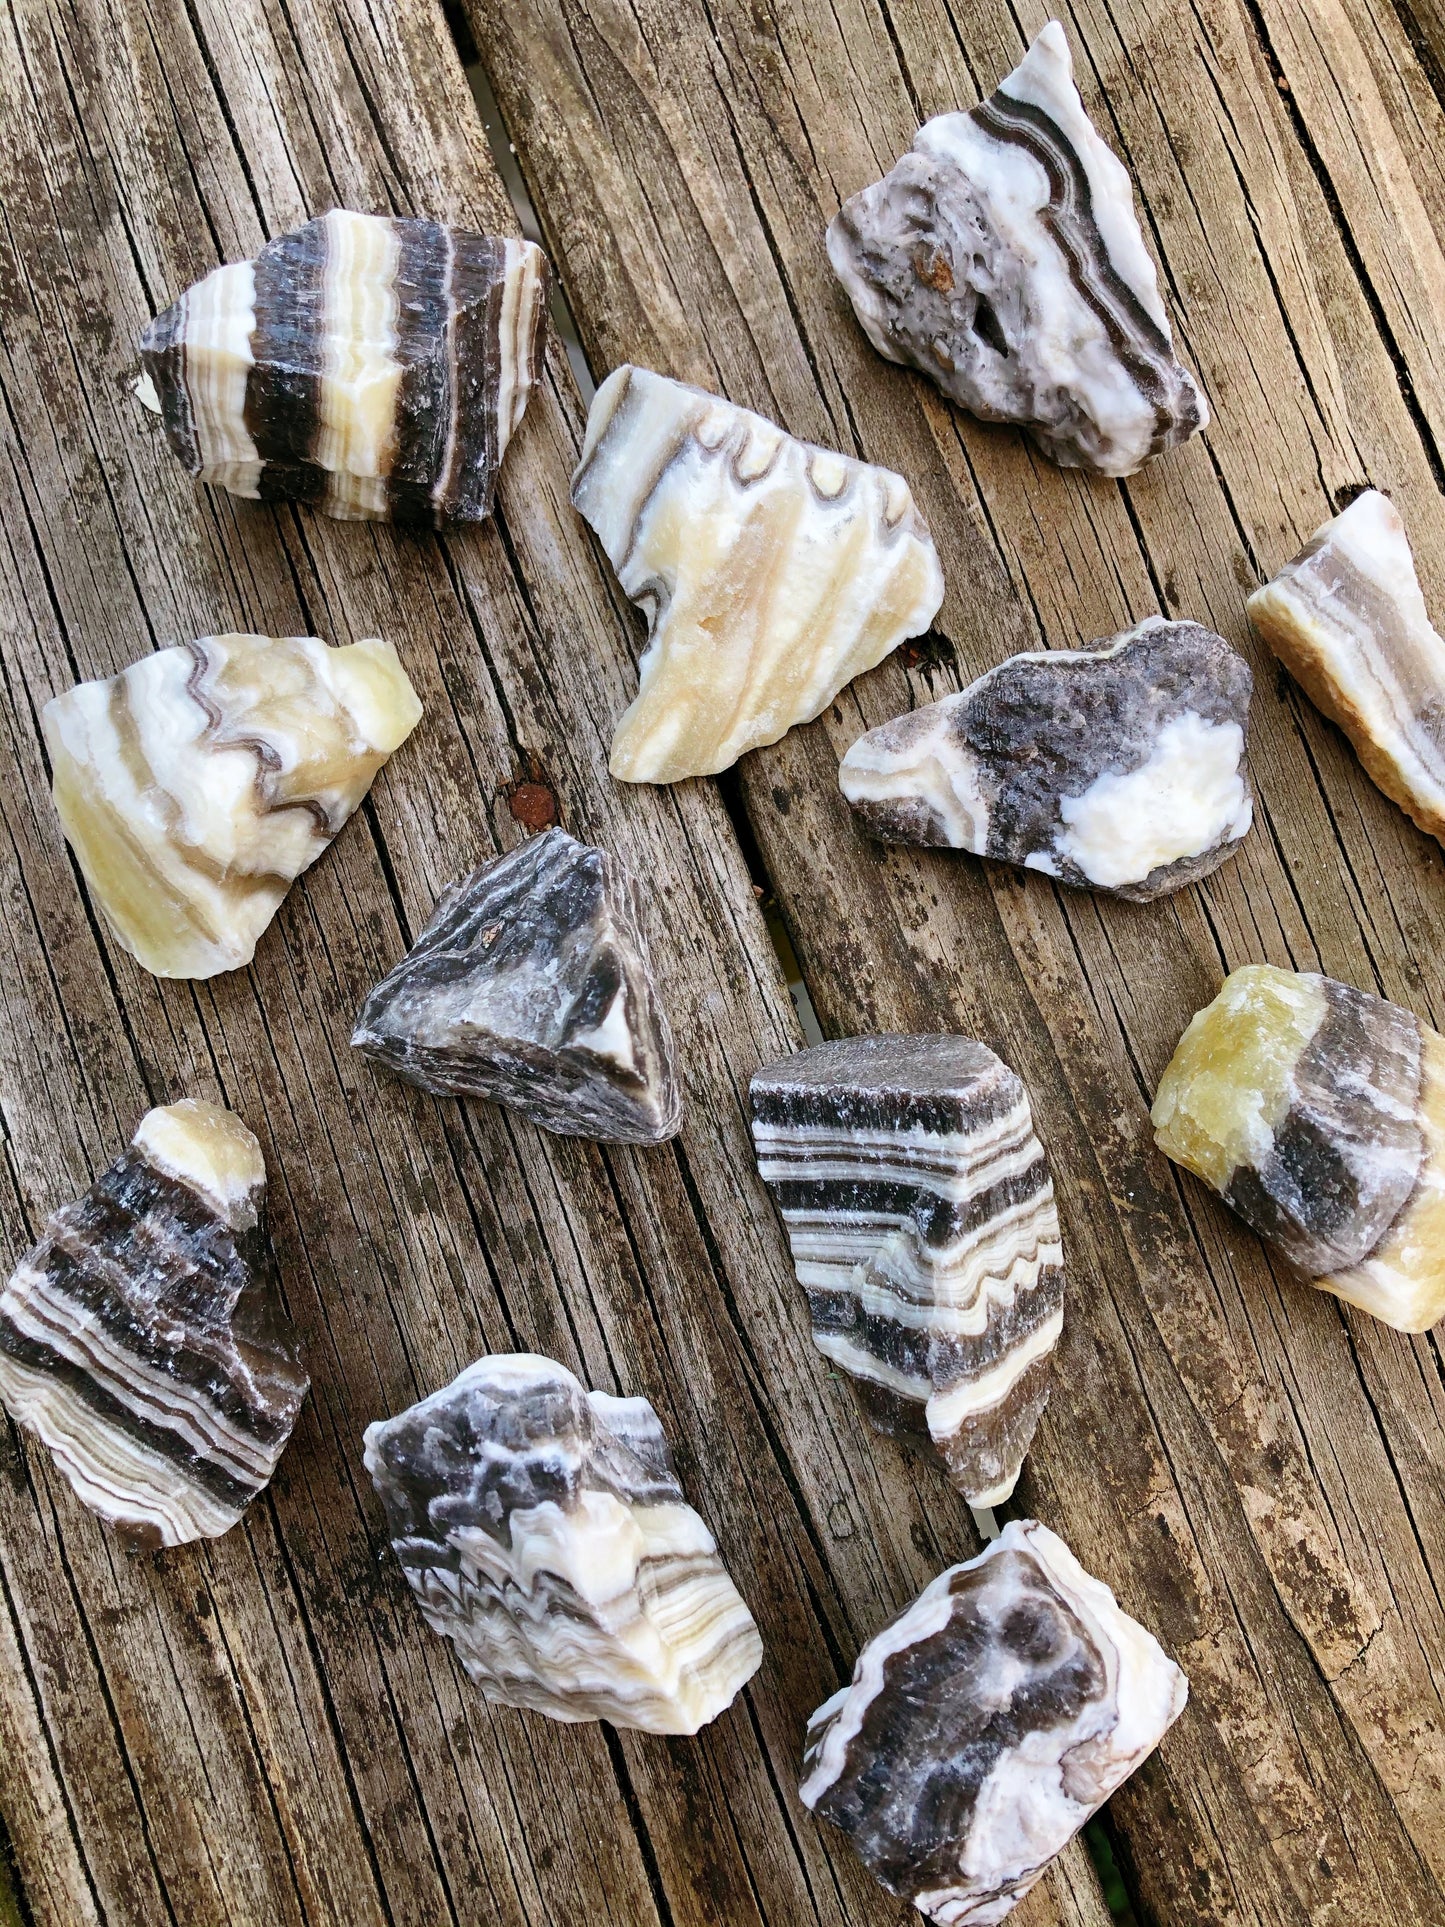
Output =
[
  {"x1": 462, "y1": 0, "x2": 1445, "y2": 1919},
  {"x1": 0, "y1": 1, "x2": 1116, "y2": 1923}
]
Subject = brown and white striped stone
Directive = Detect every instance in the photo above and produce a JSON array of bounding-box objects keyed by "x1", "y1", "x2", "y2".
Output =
[
  {"x1": 571, "y1": 365, "x2": 945, "y2": 783},
  {"x1": 750, "y1": 1035, "x2": 1063, "y2": 1507},
  {"x1": 826, "y1": 23, "x2": 1207, "y2": 477},
  {"x1": 0, "y1": 1102, "x2": 308, "y2": 1547},
  {"x1": 364, "y1": 1353, "x2": 762, "y2": 1733},
  {"x1": 139, "y1": 210, "x2": 548, "y2": 525}
]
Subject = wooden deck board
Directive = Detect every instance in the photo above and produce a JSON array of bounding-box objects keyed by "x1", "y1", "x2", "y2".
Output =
[
  {"x1": 0, "y1": 0, "x2": 1114, "y2": 1922},
  {"x1": 459, "y1": 0, "x2": 1445, "y2": 1920}
]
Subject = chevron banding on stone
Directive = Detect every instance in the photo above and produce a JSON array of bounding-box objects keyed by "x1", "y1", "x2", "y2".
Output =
[
  {"x1": 0, "y1": 1102, "x2": 308, "y2": 1547},
  {"x1": 750, "y1": 1034, "x2": 1063, "y2": 1506},
  {"x1": 44, "y1": 629, "x2": 422, "y2": 979},
  {"x1": 364, "y1": 1353, "x2": 762, "y2": 1733},
  {"x1": 140, "y1": 210, "x2": 547, "y2": 525}
]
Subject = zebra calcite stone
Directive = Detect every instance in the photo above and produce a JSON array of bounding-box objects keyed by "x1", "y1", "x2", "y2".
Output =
[
  {"x1": 826, "y1": 23, "x2": 1207, "y2": 477},
  {"x1": 0, "y1": 1102, "x2": 308, "y2": 1546},
  {"x1": 364, "y1": 1353, "x2": 763, "y2": 1732},
  {"x1": 800, "y1": 1519, "x2": 1188, "y2": 1925},
  {"x1": 352, "y1": 829, "x2": 682, "y2": 1143},
  {"x1": 571, "y1": 365, "x2": 945, "y2": 783},
  {"x1": 750, "y1": 1035, "x2": 1063, "y2": 1507},
  {"x1": 1247, "y1": 490, "x2": 1445, "y2": 846},
  {"x1": 1153, "y1": 965, "x2": 1445, "y2": 1332},
  {"x1": 139, "y1": 209, "x2": 547, "y2": 525},
  {"x1": 840, "y1": 618, "x2": 1253, "y2": 900},
  {"x1": 44, "y1": 630, "x2": 422, "y2": 979}
]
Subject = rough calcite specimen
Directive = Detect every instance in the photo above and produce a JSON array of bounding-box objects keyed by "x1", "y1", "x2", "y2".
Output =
[
  {"x1": 751, "y1": 1035, "x2": 1063, "y2": 1506},
  {"x1": 0, "y1": 1102, "x2": 308, "y2": 1546},
  {"x1": 800, "y1": 1519, "x2": 1188, "y2": 1925},
  {"x1": 827, "y1": 23, "x2": 1207, "y2": 477},
  {"x1": 45, "y1": 631, "x2": 421, "y2": 979},
  {"x1": 140, "y1": 209, "x2": 548, "y2": 524},
  {"x1": 364, "y1": 1353, "x2": 762, "y2": 1732},
  {"x1": 840, "y1": 617, "x2": 1253, "y2": 901},
  {"x1": 1153, "y1": 965, "x2": 1445, "y2": 1331},
  {"x1": 571, "y1": 365, "x2": 945, "y2": 783},
  {"x1": 352, "y1": 828, "x2": 682, "y2": 1143},
  {"x1": 1247, "y1": 489, "x2": 1445, "y2": 844}
]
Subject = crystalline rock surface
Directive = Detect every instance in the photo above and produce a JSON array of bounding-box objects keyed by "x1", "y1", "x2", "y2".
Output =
[
  {"x1": 351, "y1": 828, "x2": 682, "y2": 1144},
  {"x1": 751, "y1": 1033, "x2": 1063, "y2": 1506},
  {"x1": 364, "y1": 1353, "x2": 763, "y2": 1733},
  {"x1": 827, "y1": 22, "x2": 1207, "y2": 477},
  {"x1": 0, "y1": 1101, "x2": 308, "y2": 1546},
  {"x1": 800, "y1": 1518, "x2": 1187, "y2": 1925}
]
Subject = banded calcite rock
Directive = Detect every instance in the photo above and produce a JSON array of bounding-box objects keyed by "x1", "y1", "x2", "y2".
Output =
[
  {"x1": 351, "y1": 828, "x2": 682, "y2": 1143},
  {"x1": 750, "y1": 1035, "x2": 1063, "y2": 1506},
  {"x1": 139, "y1": 209, "x2": 547, "y2": 524},
  {"x1": 840, "y1": 617, "x2": 1253, "y2": 901},
  {"x1": 1153, "y1": 964, "x2": 1445, "y2": 1332},
  {"x1": 364, "y1": 1353, "x2": 763, "y2": 1732},
  {"x1": 1247, "y1": 489, "x2": 1445, "y2": 845},
  {"x1": 0, "y1": 1102, "x2": 308, "y2": 1546},
  {"x1": 571, "y1": 365, "x2": 945, "y2": 783},
  {"x1": 800, "y1": 1519, "x2": 1188, "y2": 1924},
  {"x1": 826, "y1": 23, "x2": 1207, "y2": 477},
  {"x1": 45, "y1": 630, "x2": 422, "y2": 979}
]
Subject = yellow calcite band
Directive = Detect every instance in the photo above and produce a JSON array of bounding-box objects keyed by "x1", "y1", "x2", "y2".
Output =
[
  {"x1": 1329, "y1": 1028, "x2": 1445, "y2": 1332},
  {"x1": 1151, "y1": 965, "x2": 1324, "y2": 1195},
  {"x1": 1153, "y1": 963, "x2": 1445, "y2": 1333}
]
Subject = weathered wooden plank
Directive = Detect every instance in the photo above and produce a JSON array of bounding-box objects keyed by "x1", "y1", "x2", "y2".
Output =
[
  {"x1": 463, "y1": 0, "x2": 1445, "y2": 1918},
  {"x1": 0, "y1": 0, "x2": 1116, "y2": 1922}
]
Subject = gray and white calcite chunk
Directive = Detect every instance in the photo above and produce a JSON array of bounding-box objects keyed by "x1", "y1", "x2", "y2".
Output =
[
  {"x1": 140, "y1": 209, "x2": 547, "y2": 524},
  {"x1": 1153, "y1": 964, "x2": 1445, "y2": 1332},
  {"x1": 800, "y1": 1519, "x2": 1188, "y2": 1925},
  {"x1": 826, "y1": 22, "x2": 1207, "y2": 477},
  {"x1": 571, "y1": 365, "x2": 945, "y2": 783},
  {"x1": 364, "y1": 1353, "x2": 763, "y2": 1732},
  {"x1": 751, "y1": 1035, "x2": 1063, "y2": 1507},
  {"x1": 0, "y1": 1102, "x2": 308, "y2": 1546},
  {"x1": 840, "y1": 617, "x2": 1253, "y2": 901},
  {"x1": 352, "y1": 828, "x2": 682, "y2": 1144},
  {"x1": 1247, "y1": 489, "x2": 1445, "y2": 846}
]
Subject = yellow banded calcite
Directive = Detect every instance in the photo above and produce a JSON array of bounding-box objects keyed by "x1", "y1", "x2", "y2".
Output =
[
  {"x1": 1153, "y1": 964, "x2": 1445, "y2": 1332},
  {"x1": 45, "y1": 632, "x2": 422, "y2": 979},
  {"x1": 571, "y1": 366, "x2": 945, "y2": 784}
]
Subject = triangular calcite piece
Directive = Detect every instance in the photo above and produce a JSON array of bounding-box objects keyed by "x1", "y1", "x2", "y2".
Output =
[{"x1": 352, "y1": 828, "x2": 683, "y2": 1143}]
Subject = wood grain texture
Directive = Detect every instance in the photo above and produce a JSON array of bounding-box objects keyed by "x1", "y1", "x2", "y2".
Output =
[
  {"x1": 0, "y1": 0, "x2": 1117, "y2": 1922},
  {"x1": 461, "y1": 0, "x2": 1445, "y2": 1919}
]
